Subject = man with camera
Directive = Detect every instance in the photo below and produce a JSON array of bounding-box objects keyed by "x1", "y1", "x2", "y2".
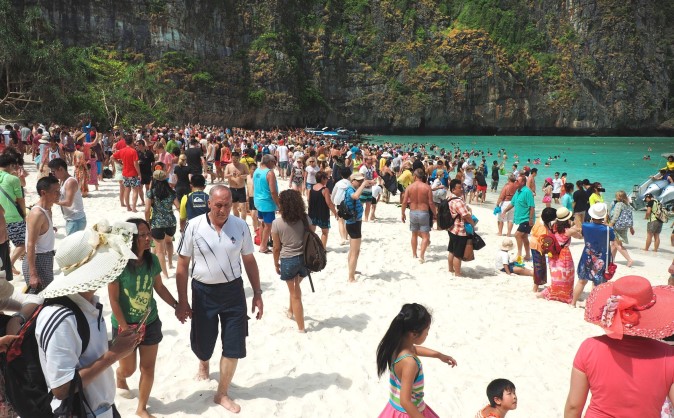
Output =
[{"x1": 343, "y1": 172, "x2": 374, "y2": 282}]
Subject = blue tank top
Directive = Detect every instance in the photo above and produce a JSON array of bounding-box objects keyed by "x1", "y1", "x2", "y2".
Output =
[{"x1": 253, "y1": 168, "x2": 277, "y2": 212}]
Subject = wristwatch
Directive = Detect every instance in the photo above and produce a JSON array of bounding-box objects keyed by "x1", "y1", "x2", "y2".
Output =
[
  {"x1": 253, "y1": 289, "x2": 263, "y2": 295},
  {"x1": 11, "y1": 312, "x2": 27, "y2": 326}
]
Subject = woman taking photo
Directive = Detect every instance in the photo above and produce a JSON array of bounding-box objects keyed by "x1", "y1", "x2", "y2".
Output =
[
  {"x1": 608, "y1": 190, "x2": 634, "y2": 267},
  {"x1": 145, "y1": 168, "x2": 179, "y2": 279},
  {"x1": 271, "y1": 189, "x2": 310, "y2": 333},
  {"x1": 109, "y1": 218, "x2": 179, "y2": 418},
  {"x1": 308, "y1": 171, "x2": 338, "y2": 249}
]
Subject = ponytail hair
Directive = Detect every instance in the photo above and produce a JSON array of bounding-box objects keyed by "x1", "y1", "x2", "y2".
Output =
[{"x1": 376, "y1": 303, "x2": 432, "y2": 377}]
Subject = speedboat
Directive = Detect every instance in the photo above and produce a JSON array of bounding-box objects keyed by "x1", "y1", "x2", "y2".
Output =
[{"x1": 630, "y1": 152, "x2": 674, "y2": 210}]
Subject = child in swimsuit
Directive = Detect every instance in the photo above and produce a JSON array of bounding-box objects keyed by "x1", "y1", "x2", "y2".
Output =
[{"x1": 376, "y1": 303, "x2": 458, "y2": 418}]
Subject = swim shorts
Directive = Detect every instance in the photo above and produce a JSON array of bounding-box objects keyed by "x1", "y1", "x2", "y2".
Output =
[
  {"x1": 231, "y1": 187, "x2": 246, "y2": 203},
  {"x1": 409, "y1": 210, "x2": 431, "y2": 233},
  {"x1": 123, "y1": 176, "x2": 141, "y2": 188}
]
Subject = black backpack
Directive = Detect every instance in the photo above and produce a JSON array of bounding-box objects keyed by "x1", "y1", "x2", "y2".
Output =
[
  {"x1": 1, "y1": 297, "x2": 91, "y2": 418},
  {"x1": 301, "y1": 218, "x2": 327, "y2": 293},
  {"x1": 437, "y1": 197, "x2": 460, "y2": 230}
]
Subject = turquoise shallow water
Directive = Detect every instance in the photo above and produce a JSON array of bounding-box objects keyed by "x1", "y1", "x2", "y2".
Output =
[{"x1": 364, "y1": 135, "x2": 673, "y2": 197}]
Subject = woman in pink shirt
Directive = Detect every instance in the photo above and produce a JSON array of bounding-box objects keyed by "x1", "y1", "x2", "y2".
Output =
[{"x1": 564, "y1": 275, "x2": 674, "y2": 418}]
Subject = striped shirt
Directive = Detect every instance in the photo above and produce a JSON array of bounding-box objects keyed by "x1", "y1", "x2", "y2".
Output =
[
  {"x1": 388, "y1": 354, "x2": 427, "y2": 413},
  {"x1": 177, "y1": 213, "x2": 254, "y2": 284}
]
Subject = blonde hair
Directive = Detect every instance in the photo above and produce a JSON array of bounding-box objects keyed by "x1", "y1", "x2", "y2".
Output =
[
  {"x1": 615, "y1": 190, "x2": 629, "y2": 204},
  {"x1": 178, "y1": 154, "x2": 187, "y2": 166}
]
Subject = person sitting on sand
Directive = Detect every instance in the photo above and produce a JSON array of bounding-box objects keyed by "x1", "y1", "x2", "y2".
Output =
[
  {"x1": 376, "y1": 303, "x2": 457, "y2": 418},
  {"x1": 475, "y1": 378, "x2": 518, "y2": 418},
  {"x1": 494, "y1": 238, "x2": 533, "y2": 277}
]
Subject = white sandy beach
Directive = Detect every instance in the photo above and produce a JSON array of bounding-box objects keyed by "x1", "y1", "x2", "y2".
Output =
[{"x1": 11, "y1": 160, "x2": 674, "y2": 417}]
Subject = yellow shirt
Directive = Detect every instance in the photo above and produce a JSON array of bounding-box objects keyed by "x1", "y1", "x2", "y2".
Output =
[
  {"x1": 589, "y1": 193, "x2": 604, "y2": 206},
  {"x1": 379, "y1": 157, "x2": 387, "y2": 172},
  {"x1": 179, "y1": 195, "x2": 189, "y2": 220},
  {"x1": 398, "y1": 170, "x2": 413, "y2": 188}
]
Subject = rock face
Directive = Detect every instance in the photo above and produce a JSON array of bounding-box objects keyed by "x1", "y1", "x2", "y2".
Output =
[{"x1": 13, "y1": 0, "x2": 674, "y2": 133}]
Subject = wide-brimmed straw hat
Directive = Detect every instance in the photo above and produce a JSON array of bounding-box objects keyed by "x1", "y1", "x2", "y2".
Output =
[
  {"x1": 556, "y1": 207, "x2": 572, "y2": 222},
  {"x1": 500, "y1": 239, "x2": 514, "y2": 251},
  {"x1": 317, "y1": 154, "x2": 326, "y2": 161},
  {"x1": 588, "y1": 202, "x2": 607, "y2": 220},
  {"x1": 584, "y1": 275, "x2": 674, "y2": 340},
  {"x1": 350, "y1": 172, "x2": 365, "y2": 181},
  {"x1": 39, "y1": 221, "x2": 137, "y2": 298},
  {"x1": 381, "y1": 152, "x2": 391, "y2": 158}
]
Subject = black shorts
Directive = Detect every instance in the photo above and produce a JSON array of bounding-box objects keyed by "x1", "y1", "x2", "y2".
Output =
[
  {"x1": 370, "y1": 197, "x2": 378, "y2": 205},
  {"x1": 231, "y1": 187, "x2": 246, "y2": 203},
  {"x1": 248, "y1": 197, "x2": 257, "y2": 211},
  {"x1": 112, "y1": 318, "x2": 163, "y2": 346},
  {"x1": 447, "y1": 232, "x2": 469, "y2": 258},
  {"x1": 346, "y1": 221, "x2": 362, "y2": 239},
  {"x1": 517, "y1": 222, "x2": 532, "y2": 234},
  {"x1": 190, "y1": 279, "x2": 248, "y2": 360},
  {"x1": 151, "y1": 226, "x2": 176, "y2": 240},
  {"x1": 0, "y1": 241, "x2": 12, "y2": 281},
  {"x1": 552, "y1": 193, "x2": 560, "y2": 199},
  {"x1": 140, "y1": 174, "x2": 152, "y2": 185}
]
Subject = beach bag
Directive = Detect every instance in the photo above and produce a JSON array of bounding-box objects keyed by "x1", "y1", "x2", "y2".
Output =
[
  {"x1": 653, "y1": 200, "x2": 669, "y2": 223},
  {"x1": 539, "y1": 234, "x2": 562, "y2": 259},
  {"x1": 613, "y1": 204, "x2": 633, "y2": 230},
  {"x1": 1, "y1": 297, "x2": 91, "y2": 418},
  {"x1": 472, "y1": 233, "x2": 486, "y2": 251},
  {"x1": 102, "y1": 168, "x2": 113, "y2": 179},
  {"x1": 437, "y1": 197, "x2": 460, "y2": 230},
  {"x1": 337, "y1": 200, "x2": 354, "y2": 221},
  {"x1": 462, "y1": 239, "x2": 475, "y2": 262}
]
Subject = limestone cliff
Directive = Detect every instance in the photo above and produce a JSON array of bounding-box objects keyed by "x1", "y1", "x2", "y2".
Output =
[{"x1": 8, "y1": 0, "x2": 674, "y2": 133}]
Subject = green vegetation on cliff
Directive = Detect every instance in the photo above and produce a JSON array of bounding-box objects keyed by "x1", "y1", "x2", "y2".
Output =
[{"x1": 2, "y1": 0, "x2": 674, "y2": 132}]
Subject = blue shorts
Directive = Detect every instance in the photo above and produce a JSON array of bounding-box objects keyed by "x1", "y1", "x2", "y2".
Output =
[
  {"x1": 190, "y1": 279, "x2": 248, "y2": 360},
  {"x1": 279, "y1": 161, "x2": 288, "y2": 169},
  {"x1": 257, "y1": 211, "x2": 276, "y2": 224},
  {"x1": 306, "y1": 182, "x2": 315, "y2": 190},
  {"x1": 280, "y1": 255, "x2": 309, "y2": 281},
  {"x1": 500, "y1": 262, "x2": 516, "y2": 273},
  {"x1": 65, "y1": 216, "x2": 87, "y2": 236},
  {"x1": 310, "y1": 216, "x2": 330, "y2": 229}
]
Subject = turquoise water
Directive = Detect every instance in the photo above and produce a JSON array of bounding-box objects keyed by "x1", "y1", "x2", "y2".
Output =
[{"x1": 364, "y1": 135, "x2": 673, "y2": 197}]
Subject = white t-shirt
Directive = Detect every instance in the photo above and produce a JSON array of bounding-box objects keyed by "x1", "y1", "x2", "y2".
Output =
[
  {"x1": 463, "y1": 171, "x2": 474, "y2": 186},
  {"x1": 552, "y1": 178, "x2": 563, "y2": 193},
  {"x1": 268, "y1": 144, "x2": 277, "y2": 155},
  {"x1": 36, "y1": 294, "x2": 115, "y2": 418},
  {"x1": 277, "y1": 145, "x2": 289, "y2": 162},
  {"x1": 177, "y1": 213, "x2": 254, "y2": 284},
  {"x1": 359, "y1": 165, "x2": 375, "y2": 192},
  {"x1": 305, "y1": 165, "x2": 319, "y2": 184},
  {"x1": 293, "y1": 150, "x2": 304, "y2": 161},
  {"x1": 494, "y1": 250, "x2": 511, "y2": 270}
]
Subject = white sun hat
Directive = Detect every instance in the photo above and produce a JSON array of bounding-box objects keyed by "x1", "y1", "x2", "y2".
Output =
[
  {"x1": 588, "y1": 202, "x2": 608, "y2": 220},
  {"x1": 39, "y1": 221, "x2": 138, "y2": 299}
]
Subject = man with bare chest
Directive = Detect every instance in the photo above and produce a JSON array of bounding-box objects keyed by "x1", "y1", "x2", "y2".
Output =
[
  {"x1": 400, "y1": 169, "x2": 437, "y2": 263},
  {"x1": 224, "y1": 151, "x2": 249, "y2": 217}
]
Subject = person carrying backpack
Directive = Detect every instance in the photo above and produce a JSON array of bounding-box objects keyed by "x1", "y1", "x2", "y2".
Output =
[
  {"x1": 20, "y1": 221, "x2": 141, "y2": 417},
  {"x1": 179, "y1": 174, "x2": 209, "y2": 233}
]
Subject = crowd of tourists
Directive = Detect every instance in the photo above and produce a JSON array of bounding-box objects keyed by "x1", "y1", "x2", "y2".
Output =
[{"x1": 0, "y1": 121, "x2": 672, "y2": 417}]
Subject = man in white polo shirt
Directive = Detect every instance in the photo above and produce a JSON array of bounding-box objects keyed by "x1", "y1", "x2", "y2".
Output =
[{"x1": 175, "y1": 185, "x2": 264, "y2": 414}]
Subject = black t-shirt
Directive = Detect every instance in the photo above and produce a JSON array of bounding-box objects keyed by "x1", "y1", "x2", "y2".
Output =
[
  {"x1": 476, "y1": 172, "x2": 488, "y2": 187},
  {"x1": 174, "y1": 165, "x2": 191, "y2": 187},
  {"x1": 573, "y1": 189, "x2": 590, "y2": 213},
  {"x1": 185, "y1": 147, "x2": 202, "y2": 174},
  {"x1": 412, "y1": 159, "x2": 424, "y2": 172},
  {"x1": 137, "y1": 150, "x2": 154, "y2": 178}
]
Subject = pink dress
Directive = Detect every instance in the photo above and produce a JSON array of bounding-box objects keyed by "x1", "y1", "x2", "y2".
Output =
[{"x1": 540, "y1": 232, "x2": 574, "y2": 303}]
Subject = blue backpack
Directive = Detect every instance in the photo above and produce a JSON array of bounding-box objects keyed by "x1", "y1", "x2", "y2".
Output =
[{"x1": 186, "y1": 191, "x2": 209, "y2": 220}]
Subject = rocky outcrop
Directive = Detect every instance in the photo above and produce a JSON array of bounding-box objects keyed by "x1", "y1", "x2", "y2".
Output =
[{"x1": 11, "y1": 0, "x2": 674, "y2": 133}]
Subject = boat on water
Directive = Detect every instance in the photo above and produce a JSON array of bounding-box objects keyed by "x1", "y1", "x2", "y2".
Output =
[
  {"x1": 630, "y1": 152, "x2": 674, "y2": 210},
  {"x1": 304, "y1": 127, "x2": 360, "y2": 142}
]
